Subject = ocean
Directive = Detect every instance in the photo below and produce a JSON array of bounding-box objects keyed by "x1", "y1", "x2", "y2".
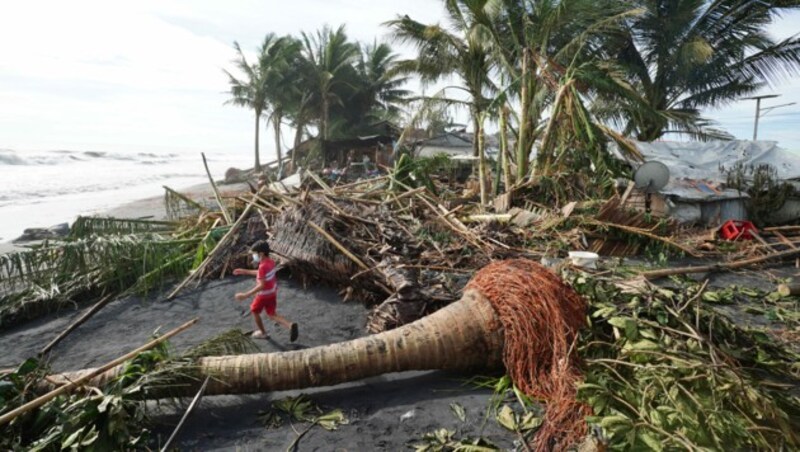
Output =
[{"x1": 0, "y1": 148, "x2": 254, "y2": 243}]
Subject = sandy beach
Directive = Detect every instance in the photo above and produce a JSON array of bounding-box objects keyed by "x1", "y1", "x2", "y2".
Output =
[
  {"x1": 0, "y1": 256, "x2": 514, "y2": 451},
  {"x1": 0, "y1": 182, "x2": 516, "y2": 450}
]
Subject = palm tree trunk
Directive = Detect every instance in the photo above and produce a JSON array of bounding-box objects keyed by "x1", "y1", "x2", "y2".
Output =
[
  {"x1": 500, "y1": 106, "x2": 512, "y2": 191},
  {"x1": 272, "y1": 113, "x2": 283, "y2": 178},
  {"x1": 254, "y1": 110, "x2": 262, "y2": 172},
  {"x1": 322, "y1": 96, "x2": 330, "y2": 167},
  {"x1": 516, "y1": 48, "x2": 530, "y2": 181},
  {"x1": 477, "y1": 115, "x2": 488, "y2": 206},
  {"x1": 471, "y1": 115, "x2": 480, "y2": 158},
  {"x1": 291, "y1": 120, "x2": 305, "y2": 173},
  {"x1": 46, "y1": 289, "x2": 504, "y2": 397},
  {"x1": 536, "y1": 80, "x2": 573, "y2": 176}
]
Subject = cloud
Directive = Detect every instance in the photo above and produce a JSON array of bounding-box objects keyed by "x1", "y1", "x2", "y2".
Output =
[
  {"x1": 703, "y1": 11, "x2": 800, "y2": 149},
  {"x1": 0, "y1": 0, "x2": 797, "y2": 155},
  {"x1": 0, "y1": 0, "x2": 448, "y2": 156}
]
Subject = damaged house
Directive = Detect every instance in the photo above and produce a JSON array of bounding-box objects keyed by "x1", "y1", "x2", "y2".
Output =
[{"x1": 619, "y1": 140, "x2": 800, "y2": 226}]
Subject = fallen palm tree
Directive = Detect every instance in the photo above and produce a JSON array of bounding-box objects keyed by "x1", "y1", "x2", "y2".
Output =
[{"x1": 43, "y1": 259, "x2": 589, "y2": 451}]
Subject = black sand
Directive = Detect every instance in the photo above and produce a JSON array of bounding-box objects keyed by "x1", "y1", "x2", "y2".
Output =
[{"x1": 0, "y1": 274, "x2": 514, "y2": 450}]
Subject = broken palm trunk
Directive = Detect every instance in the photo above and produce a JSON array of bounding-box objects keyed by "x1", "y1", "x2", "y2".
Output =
[{"x1": 47, "y1": 259, "x2": 589, "y2": 451}]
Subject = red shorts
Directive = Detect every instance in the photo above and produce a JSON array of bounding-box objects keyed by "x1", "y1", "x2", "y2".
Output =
[{"x1": 251, "y1": 293, "x2": 277, "y2": 315}]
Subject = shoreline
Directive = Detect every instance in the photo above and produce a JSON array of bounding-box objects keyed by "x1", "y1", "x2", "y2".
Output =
[{"x1": 0, "y1": 180, "x2": 250, "y2": 255}]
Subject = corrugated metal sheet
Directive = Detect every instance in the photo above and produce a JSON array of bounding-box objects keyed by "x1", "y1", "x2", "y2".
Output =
[{"x1": 698, "y1": 199, "x2": 748, "y2": 226}]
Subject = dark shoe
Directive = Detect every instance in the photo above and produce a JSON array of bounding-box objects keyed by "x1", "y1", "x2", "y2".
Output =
[{"x1": 290, "y1": 323, "x2": 299, "y2": 342}]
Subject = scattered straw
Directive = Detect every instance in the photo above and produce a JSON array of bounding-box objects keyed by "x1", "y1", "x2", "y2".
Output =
[{"x1": 466, "y1": 259, "x2": 589, "y2": 451}]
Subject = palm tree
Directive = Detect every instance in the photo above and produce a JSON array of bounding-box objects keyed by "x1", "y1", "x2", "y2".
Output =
[
  {"x1": 354, "y1": 41, "x2": 411, "y2": 125},
  {"x1": 224, "y1": 35, "x2": 284, "y2": 171},
  {"x1": 601, "y1": 0, "x2": 800, "y2": 141},
  {"x1": 471, "y1": 0, "x2": 642, "y2": 180},
  {"x1": 264, "y1": 37, "x2": 304, "y2": 176},
  {"x1": 387, "y1": 4, "x2": 496, "y2": 204},
  {"x1": 300, "y1": 25, "x2": 360, "y2": 144}
]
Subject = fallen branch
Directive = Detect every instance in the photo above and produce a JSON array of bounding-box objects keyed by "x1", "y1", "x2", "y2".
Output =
[
  {"x1": 0, "y1": 318, "x2": 198, "y2": 427},
  {"x1": 167, "y1": 193, "x2": 260, "y2": 299},
  {"x1": 201, "y1": 152, "x2": 233, "y2": 225},
  {"x1": 305, "y1": 170, "x2": 335, "y2": 195},
  {"x1": 160, "y1": 376, "x2": 210, "y2": 452},
  {"x1": 306, "y1": 220, "x2": 369, "y2": 271},
  {"x1": 643, "y1": 247, "x2": 800, "y2": 279},
  {"x1": 586, "y1": 219, "x2": 700, "y2": 257},
  {"x1": 39, "y1": 293, "x2": 115, "y2": 355}
]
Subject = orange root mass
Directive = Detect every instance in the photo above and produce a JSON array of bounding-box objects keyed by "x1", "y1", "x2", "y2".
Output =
[{"x1": 467, "y1": 259, "x2": 590, "y2": 451}]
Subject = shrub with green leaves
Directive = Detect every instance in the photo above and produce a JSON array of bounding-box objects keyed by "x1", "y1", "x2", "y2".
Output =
[{"x1": 573, "y1": 275, "x2": 800, "y2": 451}]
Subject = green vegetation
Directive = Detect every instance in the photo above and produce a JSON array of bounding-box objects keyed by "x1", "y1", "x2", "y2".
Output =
[
  {"x1": 0, "y1": 330, "x2": 257, "y2": 451},
  {"x1": 574, "y1": 274, "x2": 800, "y2": 450},
  {"x1": 225, "y1": 25, "x2": 409, "y2": 171},
  {"x1": 0, "y1": 215, "x2": 226, "y2": 330}
]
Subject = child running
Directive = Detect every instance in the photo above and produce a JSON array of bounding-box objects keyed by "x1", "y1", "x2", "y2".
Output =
[{"x1": 233, "y1": 240, "x2": 299, "y2": 341}]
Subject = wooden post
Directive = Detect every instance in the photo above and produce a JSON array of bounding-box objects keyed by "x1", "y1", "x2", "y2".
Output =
[{"x1": 777, "y1": 283, "x2": 800, "y2": 297}]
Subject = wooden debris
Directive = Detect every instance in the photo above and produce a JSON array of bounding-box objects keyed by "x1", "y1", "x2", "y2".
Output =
[
  {"x1": 201, "y1": 152, "x2": 233, "y2": 224},
  {"x1": 0, "y1": 318, "x2": 198, "y2": 427},
  {"x1": 643, "y1": 247, "x2": 800, "y2": 279},
  {"x1": 777, "y1": 283, "x2": 800, "y2": 297},
  {"x1": 40, "y1": 293, "x2": 116, "y2": 355}
]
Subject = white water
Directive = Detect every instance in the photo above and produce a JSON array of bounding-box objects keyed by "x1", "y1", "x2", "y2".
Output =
[{"x1": 0, "y1": 148, "x2": 255, "y2": 242}]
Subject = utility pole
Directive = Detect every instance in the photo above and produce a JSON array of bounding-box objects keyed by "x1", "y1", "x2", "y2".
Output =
[
  {"x1": 747, "y1": 94, "x2": 778, "y2": 140},
  {"x1": 745, "y1": 94, "x2": 795, "y2": 140}
]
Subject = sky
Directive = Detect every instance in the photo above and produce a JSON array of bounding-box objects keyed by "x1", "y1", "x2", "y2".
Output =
[{"x1": 0, "y1": 0, "x2": 799, "y2": 160}]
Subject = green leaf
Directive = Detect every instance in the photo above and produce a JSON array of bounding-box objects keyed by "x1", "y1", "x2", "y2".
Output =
[
  {"x1": 496, "y1": 405, "x2": 517, "y2": 431},
  {"x1": 623, "y1": 339, "x2": 660, "y2": 351},
  {"x1": 450, "y1": 402, "x2": 467, "y2": 423},
  {"x1": 639, "y1": 430, "x2": 663, "y2": 451},
  {"x1": 315, "y1": 409, "x2": 348, "y2": 431},
  {"x1": 61, "y1": 428, "x2": 84, "y2": 449},
  {"x1": 79, "y1": 426, "x2": 99, "y2": 446},
  {"x1": 16, "y1": 358, "x2": 39, "y2": 376},
  {"x1": 519, "y1": 412, "x2": 542, "y2": 431}
]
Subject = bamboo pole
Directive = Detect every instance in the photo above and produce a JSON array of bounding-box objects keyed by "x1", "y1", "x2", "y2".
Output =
[
  {"x1": 306, "y1": 221, "x2": 368, "y2": 271},
  {"x1": 0, "y1": 318, "x2": 198, "y2": 427},
  {"x1": 642, "y1": 247, "x2": 800, "y2": 279},
  {"x1": 332, "y1": 175, "x2": 388, "y2": 193},
  {"x1": 306, "y1": 170, "x2": 335, "y2": 195},
  {"x1": 201, "y1": 152, "x2": 233, "y2": 225},
  {"x1": 167, "y1": 193, "x2": 260, "y2": 300},
  {"x1": 40, "y1": 294, "x2": 115, "y2": 355},
  {"x1": 160, "y1": 376, "x2": 210, "y2": 452},
  {"x1": 771, "y1": 231, "x2": 800, "y2": 268}
]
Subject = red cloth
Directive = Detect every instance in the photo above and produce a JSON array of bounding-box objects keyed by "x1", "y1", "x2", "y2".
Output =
[
  {"x1": 251, "y1": 293, "x2": 276, "y2": 315},
  {"x1": 256, "y1": 258, "x2": 277, "y2": 295},
  {"x1": 251, "y1": 258, "x2": 278, "y2": 315}
]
